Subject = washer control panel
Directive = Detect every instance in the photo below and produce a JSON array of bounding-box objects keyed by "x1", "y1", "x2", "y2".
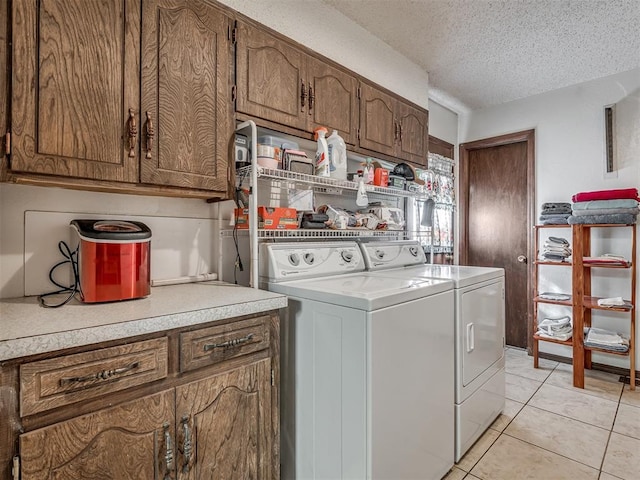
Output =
[{"x1": 262, "y1": 242, "x2": 365, "y2": 282}]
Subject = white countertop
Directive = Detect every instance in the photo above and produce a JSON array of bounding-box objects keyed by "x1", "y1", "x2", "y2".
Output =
[{"x1": 0, "y1": 281, "x2": 287, "y2": 362}]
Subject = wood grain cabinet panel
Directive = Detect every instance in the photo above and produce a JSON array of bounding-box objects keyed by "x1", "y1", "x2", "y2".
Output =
[
  {"x1": 20, "y1": 338, "x2": 168, "y2": 416},
  {"x1": 19, "y1": 389, "x2": 175, "y2": 480},
  {"x1": 397, "y1": 101, "x2": 429, "y2": 166},
  {"x1": 359, "y1": 82, "x2": 397, "y2": 157},
  {"x1": 175, "y1": 358, "x2": 271, "y2": 479},
  {"x1": 11, "y1": 0, "x2": 140, "y2": 182},
  {"x1": 180, "y1": 316, "x2": 270, "y2": 373},
  {"x1": 307, "y1": 57, "x2": 359, "y2": 146},
  {"x1": 236, "y1": 21, "x2": 307, "y2": 130},
  {"x1": 141, "y1": 0, "x2": 232, "y2": 192},
  {"x1": 359, "y1": 81, "x2": 429, "y2": 165}
]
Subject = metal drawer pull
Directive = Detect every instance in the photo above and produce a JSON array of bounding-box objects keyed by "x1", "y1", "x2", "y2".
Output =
[
  {"x1": 180, "y1": 415, "x2": 192, "y2": 473},
  {"x1": 126, "y1": 108, "x2": 137, "y2": 158},
  {"x1": 300, "y1": 80, "x2": 307, "y2": 109},
  {"x1": 203, "y1": 333, "x2": 255, "y2": 351},
  {"x1": 144, "y1": 111, "x2": 155, "y2": 159},
  {"x1": 59, "y1": 361, "x2": 140, "y2": 386},
  {"x1": 163, "y1": 422, "x2": 174, "y2": 479}
]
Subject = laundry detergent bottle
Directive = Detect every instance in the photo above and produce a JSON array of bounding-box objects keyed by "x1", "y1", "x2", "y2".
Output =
[
  {"x1": 327, "y1": 130, "x2": 347, "y2": 181},
  {"x1": 314, "y1": 127, "x2": 330, "y2": 177}
]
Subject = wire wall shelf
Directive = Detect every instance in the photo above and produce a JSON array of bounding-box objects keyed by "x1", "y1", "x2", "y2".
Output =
[
  {"x1": 236, "y1": 166, "x2": 425, "y2": 199},
  {"x1": 221, "y1": 228, "x2": 428, "y2": 240}
]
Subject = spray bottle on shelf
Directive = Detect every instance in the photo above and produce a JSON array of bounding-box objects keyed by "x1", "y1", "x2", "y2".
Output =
[
  {"x1": 327, "y1": 129, "x2": 347, "y2": 181},
  {"x1": 314, "y1": 127, "x2": 330, "y2": 177}
]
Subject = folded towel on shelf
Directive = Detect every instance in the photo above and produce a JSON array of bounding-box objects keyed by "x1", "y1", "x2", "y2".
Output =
[
  {"x1": 584, "y1": 328, "x2": 629, "y2": 352},
  {"x1": 539, "y1": 214, "x2": 570, "y2": 225},
  {"x1": 572, "y1": 208, "x2": 639, "y2": 216},
  {"x1": 572, "y1": 188, "x2": 640, "y2": 203},
  {"x1": 597, "y1": 297, "x2": 633, "y2": 308},
  {"x1": 568, "y1": 213, "x2": 637, "y2": 225},
  {"x1": 583, "y1": 255, "x2": 631, "y2": 267},
  {"x1": 572, "y1": 199, "x2": 639, "y2": 211},
  {"x1": 548, "y1": 236, "x2": 569, "y2": 245},
  {"x1": 537, "y1": 316, "x2": 572, "y2": 341},
  {"x1": 538, "y1": 292, "x2": 571, "y2": 301},
  {"x1": 541, "y1": 237, "x2": 572, "y2": 261},
  {"x1": 541, "y1": 202, "x2": 572, "y2": 214}
]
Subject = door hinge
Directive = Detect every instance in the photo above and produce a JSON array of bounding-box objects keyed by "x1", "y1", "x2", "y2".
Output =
[
  {"x1": 231, "y1": 85, "x2": 237, "y2": 102},
  {"x1": 271, "y1": 369, "x2": 275, "y2": 386},
  {"x1": 4, "y1": 131, "x2": 10, "y2": 156},
  {"x1": 12, "y1": 456, "x2": 20, "y2": 480}
]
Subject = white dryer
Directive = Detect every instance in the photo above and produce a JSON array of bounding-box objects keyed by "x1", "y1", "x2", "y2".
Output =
[
  {"x1": 261, "y1": 242, "x2": 455, "y2": 480},
  {"x1": 361, "y1": 241, "x2": 506, "y2": 462}
]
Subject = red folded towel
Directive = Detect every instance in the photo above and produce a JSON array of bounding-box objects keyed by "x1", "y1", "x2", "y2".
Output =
[{"x1": 572, "y1": 188, "x2": 639, "y2": 203}]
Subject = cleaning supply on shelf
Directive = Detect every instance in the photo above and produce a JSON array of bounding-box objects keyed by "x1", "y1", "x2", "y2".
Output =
[
  {"x1": 362, "y1": 158, "x2": 375, "y2": 184},
  {"x1": 356, "y1": 175, "x2": 369, "y2": 207},
  {"x1": 326, "y1": 130, "x2": 347, "y2": 181},
  {"x1": 314, "y1": 127, "x2": 330, "y2": 177}
]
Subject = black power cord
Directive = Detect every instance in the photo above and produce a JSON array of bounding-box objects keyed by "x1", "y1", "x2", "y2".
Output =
[{"x1": 37, "y1": 241, "x2": 81, "y2": 308}]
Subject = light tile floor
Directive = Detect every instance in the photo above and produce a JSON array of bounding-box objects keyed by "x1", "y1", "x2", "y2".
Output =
[{"x1": 444, "y1": 347, "x2": 640, "y2": 480}]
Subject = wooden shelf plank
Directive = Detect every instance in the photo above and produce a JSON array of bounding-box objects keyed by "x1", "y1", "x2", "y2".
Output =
[
  {"x1": 534, "y1": 296, "x2": 572, "y2": 307},
  {"x1": 534, "y1": 261, "x2": 572, "y2": 266},
  {"x1": 533, "y1": 334, "x2": 572, "y2": 346}
]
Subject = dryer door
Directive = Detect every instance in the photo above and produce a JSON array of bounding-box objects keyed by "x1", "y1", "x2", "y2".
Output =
[{"x1": 460, "y1": 278, "x2": 505, "y2": 387}]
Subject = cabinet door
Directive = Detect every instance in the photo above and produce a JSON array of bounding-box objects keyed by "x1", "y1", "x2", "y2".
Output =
[
  {"x1": 358, "y1": 82, "x2": 397, "y2": 157},
  {"x1": 11, "y1": 0, "x2": 140, "y2": 182},
  {"x1": 175, "y1": 358, "x2": 271, "y2": 479},
  {"x1": 19, "y1": 389, "x2": 176, "y2": 480},
  {"x1": 397, "y1": 101, "x2": 429, "y2": 166},
  {"x1": 236, "y1": 22, "x2": 307, "y2": 130},
  {"x1": 307, "y1": 57, "x2": 359, "y2": 146},
  {"x1": 141, "y1": 0, "x2": 231, "y2": 192}
]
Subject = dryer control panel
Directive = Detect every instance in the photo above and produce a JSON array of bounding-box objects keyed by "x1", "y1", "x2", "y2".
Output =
[
  {"x1": 260, "y1": 242, "x2": 365, "y2": 282},
  {"x1": 360, "y1": 240, "x2": 426, "y2": 271}
]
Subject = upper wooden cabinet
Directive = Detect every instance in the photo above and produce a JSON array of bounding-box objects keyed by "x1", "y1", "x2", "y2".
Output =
[
  {"x1": 359, "y1": 81, "x2": 429, "y2": 166},
  {"x1": 9, "y1": 0, "x2": 233, "y2": 197},
  {"x1": 141, "y1": 0, "x2": 233, "y2": 192},
  {"x1": 235, "y1": 21, "x2": 359, "y2": 145},
  {"x1": 11, "y1": 0, "x2": 141, "y2": 183}
]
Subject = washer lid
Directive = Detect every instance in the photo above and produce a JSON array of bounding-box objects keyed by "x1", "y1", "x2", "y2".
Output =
[
  {"x1": 380, "y1": 264, "x2": 504, "y2": 288},
  {"x1": 268, "y1": 272, "x2": 453, "y2": 311}
]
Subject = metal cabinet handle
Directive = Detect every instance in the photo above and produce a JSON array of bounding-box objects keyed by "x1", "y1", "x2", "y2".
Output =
[
  {"x1": 466, "y1": 323, "x2": 475, "y2": 353},
  {"x1": 308, "y1": 85, "x2": 314, "y2": 113},
  {"x1": 393, "y1": 120, "x2": 399, "y2": 143},
  {"x1": 59, "y1": 361, "x2": 140, "y2": 386},
  {"x1": 180, "y1": 415, "x2": 192, "y2": 473},
  {"x1": 300, "y1": 80, "x2": 307, "y2": 110},
  {"x1": 127, "y1": 108, "x2": 137, "y2": 158},
  {"x1": 163, "y1": 422, "x2": 174, "y2": 480},
  {"x1": 144, "y1": 111, "x2": 155, "y2": 159},
  {"x1": 398, "y1": 122, "x2": 403, "y2": 143},
  {"x1": 203, "y1": 333, "x2": 255, "y2": 351}
]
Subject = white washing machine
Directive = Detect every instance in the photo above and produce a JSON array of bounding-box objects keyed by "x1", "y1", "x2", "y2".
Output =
[
  {"x1": 360, "y1": 241, "x2": 506, "y2": 462},
  {"x1": 260, "y1": 242, "x2": 455, "y2": 480}
]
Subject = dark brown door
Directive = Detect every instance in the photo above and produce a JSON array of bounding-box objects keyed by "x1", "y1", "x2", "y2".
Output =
[
  {"x1": 11, "y1": 0, "x2": 140, "y2": 182},
  {"x1": 460, "y1": 130, "x2": 535, "y2": 349},
  {"x1": 141, "y1": 0, "x2": 232, "y2": 192}
]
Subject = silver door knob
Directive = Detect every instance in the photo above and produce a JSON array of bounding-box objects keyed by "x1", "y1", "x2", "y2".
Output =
[{"x1": 517, "y1": 255, "x2": 527, "y2": 264}]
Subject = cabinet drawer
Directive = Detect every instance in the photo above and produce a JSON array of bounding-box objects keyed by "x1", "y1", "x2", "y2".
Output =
[
  {"x1": 180, "y1": 316, "x2": 270, "y2": 372},
  {"x1": 20, "y1": 338, "x2": 168, "y2": 416}
]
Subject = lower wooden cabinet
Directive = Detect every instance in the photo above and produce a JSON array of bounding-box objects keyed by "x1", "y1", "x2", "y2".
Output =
[{"x1": 2, "y1": 312, "x2": 280, "y2": 480}]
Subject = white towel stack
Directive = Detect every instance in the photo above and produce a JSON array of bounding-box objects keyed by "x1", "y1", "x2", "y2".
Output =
[
  {"x1": 537, "y1": 316, "x2": 572, "y2": 341},
  {"x1": 584, "y1": 327, "x2": 629, "y2": 353},
  {"x1": 541, "y1": 237, "x2": 572, "y2": 262}
]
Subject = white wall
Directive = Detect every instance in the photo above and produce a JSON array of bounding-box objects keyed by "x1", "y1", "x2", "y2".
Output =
[
  {"x1": 428, "y1": 100, "x2": 458, "y2": 146},
  {"x1": 0, "y1": 184, "x2": 220, "y2": 298},
  {"x1": 460, "y1": 68, "x2": 640, "y2": 369},
  {"x1": 218, "y1": 0, "x2": 430, "y2": 108}
]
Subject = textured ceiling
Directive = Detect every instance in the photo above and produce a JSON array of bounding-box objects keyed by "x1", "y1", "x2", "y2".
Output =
[{"x1": 321, "y1": 0, "x2": 640, "y2": 111}]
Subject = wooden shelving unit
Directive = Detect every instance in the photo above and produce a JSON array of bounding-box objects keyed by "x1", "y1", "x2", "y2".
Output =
[
  {"x1": 572, "y1": 223, "x2": 636, "y2": 389},
  {"x1": 533, "y1": 223, "x2": 637, "y2": 390},
  {"x1": 532, "y1": 225, "x2": 573, "y2": 367}
]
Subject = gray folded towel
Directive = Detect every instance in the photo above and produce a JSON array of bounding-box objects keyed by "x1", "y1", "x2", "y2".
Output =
[
  {"x1": 539, "y1": 214, "x2": 570, "y2": 225},
  {"x1": 572, "y1": 199, "x2": 639, "y2": 211},
  {"x1": 568, "y1": 214, "x2": 637, "y2": 225},
  {"x1": 572, "y1": 208, "x2": 638, "y2": 216}
]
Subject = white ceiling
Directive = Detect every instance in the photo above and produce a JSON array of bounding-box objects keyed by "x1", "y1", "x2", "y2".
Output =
[{"x1": 321, "y1": 0, "x2": 640, "y2": 111}]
